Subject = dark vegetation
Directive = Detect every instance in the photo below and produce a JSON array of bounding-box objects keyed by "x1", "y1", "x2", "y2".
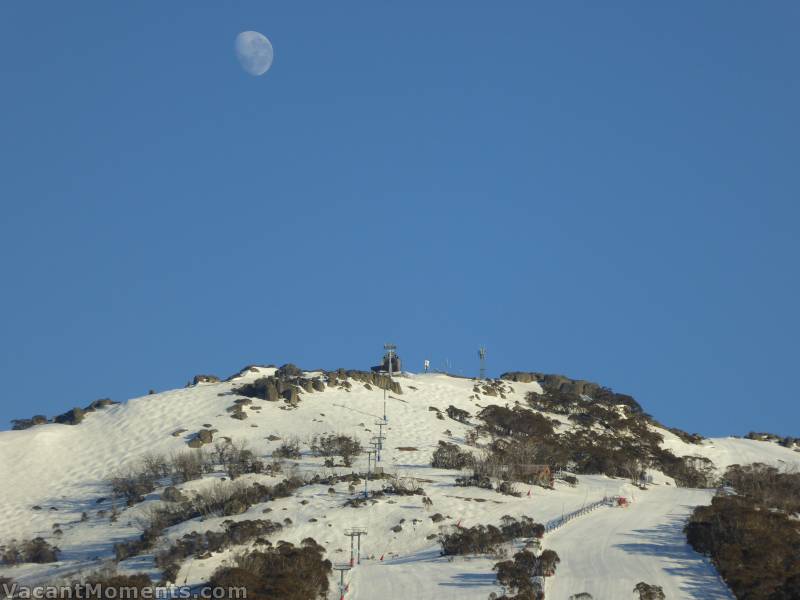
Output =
[
  {"x1": 0, "y1": 538, "x2": 60, "y2": 565},
  {"x1": 114, "y1": 476, "x2": 303, "y2": 563},
  {"x1": 111, "y1": 442, "x2": 272, "y2": 507},
  {"x1": 208, "y1": 539, "x2": 331, "y2": 600},
  {"x1": 64, "y1": 574, "x2": 154, "y2": 599},
  {"x1": 478, "y1": 405, "x2": 554, "y2": 438},
  {"x1": 115, "y1": 469, "x2": 363, "y2": 568},
  {"x1": 310, "y1": 433, "x2": 362, "y2": 467},
  {"x1": 446, "y1": 405, "x2": 471, "y2": 424},
  {"x1": 435, "y1": 395, "x2": 715, "y2": 490},
  {"x1": 494, "y1": 548, "x2": 561, "y2": 600},
  {"x1": 745, "y1": 432, "x2": 800, "y2": 449},
  {"x1": 431, "y1": 441, "x2": 474, "y2": 470},
  {"x1": 685, "y1": 463, "x2": 800, "y2": 599},
  {"x1": 438, "y1": 516, "x2": 544, "y2": 556},
  {"x1": 469, "y1": 386, "x2": 718, "y2": 487},
  {"x1": 157, "y1": 520, "x2": 283, "y2": 583},
  {"x1": 273, "y1": 437, "x2": 302, "y2": 459},
  {"x1": 666, "y1": 427, "x2": 704, "y2": 445},
  {"x1": 633, "y1": 582, "x2": 666, "y2": 600}
]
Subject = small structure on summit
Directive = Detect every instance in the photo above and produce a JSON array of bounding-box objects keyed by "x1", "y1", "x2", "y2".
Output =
[{"x1": 371, "y1": 343, "x2": 400, "y2": 374}]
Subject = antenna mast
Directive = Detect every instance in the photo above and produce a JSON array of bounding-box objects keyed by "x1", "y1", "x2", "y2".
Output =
[{"x1": 479, "y1": 346, "x2": 487, "y2": 379}]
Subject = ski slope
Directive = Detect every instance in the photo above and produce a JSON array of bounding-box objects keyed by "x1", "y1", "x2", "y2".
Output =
[
  {"x1": 1, "y1": 368, "x2": 798, "y2": 597},
  {"x1": 545, "y1": 486, "x2": 733, "y2": 599}
]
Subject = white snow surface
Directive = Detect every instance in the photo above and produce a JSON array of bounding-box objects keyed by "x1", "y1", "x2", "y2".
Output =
[{"x1": 1, "y1": 369, "x2": 798, "y2": 598}]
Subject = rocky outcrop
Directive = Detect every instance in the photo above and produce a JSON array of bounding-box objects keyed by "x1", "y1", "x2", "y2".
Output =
[
  {"x1": 54, "y1": 408, "x2": 85, "y2": 425},
  {"x1": 224, "y1": 364, "x2": 270, "y2": 381},
  {"x1": 331, "y1": 369, "x2": 403, "y2": 394},
  {"x1": 12, "y1": 398, "x2": 119, "y2": 430},
  {"x1": 192, "y1": 374, "x2": 220, "y2": 385},
  {"x1": 500, "y1": 372, "x2": 602, "y2": 397},
  {"x1": 229, "y1": 405, "x2": 248, "y2": 420},
  {"x1": 84, "y1": 398, "x2": 118, "y2": 412},
  {"x1": 234, "y1": 364, "x2": 324, "y2": 408},
  {"x1": 188, "y1": 429, "x2": 215, "y2": 448},
  {"x1": 233, "y1": 363, "x2": 404, "y2": 407},
  {"x1": 11, "y1": 415, "x2": 49, "y2": 430}
]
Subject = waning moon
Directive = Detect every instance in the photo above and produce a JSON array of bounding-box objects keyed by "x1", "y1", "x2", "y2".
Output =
[{"x1": 235, "y1": 31, "x2": 274, "y2": 76}]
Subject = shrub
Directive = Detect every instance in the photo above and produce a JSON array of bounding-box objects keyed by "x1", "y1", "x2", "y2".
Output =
[
  {"x1": 383, "y1": 476, "x2": 424, "y2": 496},
  {"x1": 1, "y1": 538, "x2": 60, "y2": 564},
  {"x1": 667, "y1": 427, "x2": 704, "y2": 444},
  {"x1": 494, "y1": 549, "x2": 555, "y2": 597},
  {"x1": 446, "y1": 405, "x2": 471, "y2": 423},
  {"x1": 156, "y1": 520, "x2": 283, "y2": 580},
  {"x1": 111, "y1": 470, "x2": 156, "y2": 506},
  {"x1": 161, "y1": 486, "x2": 187, "y2": 503},
  {"x1": 431, "y1": 441, "x2": 474, "y2": 470},
  {"x1": 455, "y1": 473, "x2": 492, "y2": 489},
  {"x1": 273, "y1": 438, "x2": 302, "y2": 460},
  {"x1": 633, "y1": 582, "x2": 665, "y2": 600},
  {"x1": 479, "y1": 406, "x2": 554, "y2": 438},
  {"x1": 685, "y1": 467, "x2": 800, "y2": 599},
  {"x1": 439, "y1": 517, "x2": 543, "y2": 556},
  {"x1": 208, "y1": 539, "x2": 331, "y2": 600},
  {"x1": 116, "y1": 477, "x2": 305, "y2": 563},
  {"x1": 439, "y1": 525, "x2": 505, "y2": 556},
  {"x1": 214, "y1": 440, "x2": 265, "y2": 479},
  {"x1": 170, "y1": 449, "x2": 211, "y2": 482},
  {"x1": 310, "y1": 434, "x2": 362, "y2": 466}
]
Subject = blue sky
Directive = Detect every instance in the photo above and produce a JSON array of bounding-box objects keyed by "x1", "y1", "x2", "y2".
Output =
[{"x1": 0, "y1": 2, "x2": 797, "y2": 436}]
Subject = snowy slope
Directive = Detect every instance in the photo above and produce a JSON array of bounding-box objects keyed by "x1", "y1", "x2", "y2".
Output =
[{"x1": 1, "y1": 368, "x2": 798, "y2": 598}]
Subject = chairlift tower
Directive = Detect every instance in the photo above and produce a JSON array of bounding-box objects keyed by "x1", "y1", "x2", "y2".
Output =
[
  {"x1": 364, "y1": 449, "x2": 377, "y2": 497},
  {"x1": 382, "y1": 343, "x2": 397, "y2": 423},
  {"x1": 479, "y1": 347, "x2": 487, "y2": 380},
  {"x1": 374, "y1": 420, "x2": 386, "y2": 450},
  {"x1": 371, "y1": 435, "x2": 386, "y2": 462},
  {"x1": 344, "y1": 528, "x2": 367, "y2": 566},
  {"x1": 332, "y1": 564, "x2": 351, "y2": 600}
]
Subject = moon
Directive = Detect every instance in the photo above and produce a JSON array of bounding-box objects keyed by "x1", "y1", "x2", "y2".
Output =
[{"x1": 235, "y1": 31, "x2": 273, "y2": 76}]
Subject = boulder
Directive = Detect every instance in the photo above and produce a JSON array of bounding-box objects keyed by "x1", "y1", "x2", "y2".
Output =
[
  {"x1": 277, "y1": 363, "x2": 303, "y2": 378},
  {"x1": 54, "y1": 408, "x2": 85, "y2": 425},
  {"x1": 11, "y1": 415, "x2": 49, "y2": 430},
  {"x1": 230, "y1": 409, "x2": 248, "y2": 421},
  {"x1": 84, "y1": 398, "x2": 118, "y2": 412},
  {"x1": 282, "y1": 387, "x2": 299, "y2": 405},
  {"x1": 192, "y1": 374, "x2": 220, "y2": 385},
  {"x1": 499, "y1": 372, "x2": 540, "y2": 383},
  {"x1": 188, "y1": 429, "x2": 214, "y2": 447}
]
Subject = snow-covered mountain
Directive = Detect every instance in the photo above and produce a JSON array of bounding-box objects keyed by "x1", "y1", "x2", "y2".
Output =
[{"x1": 1, "y1": 366, "x2": 798, "y2": 599}]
